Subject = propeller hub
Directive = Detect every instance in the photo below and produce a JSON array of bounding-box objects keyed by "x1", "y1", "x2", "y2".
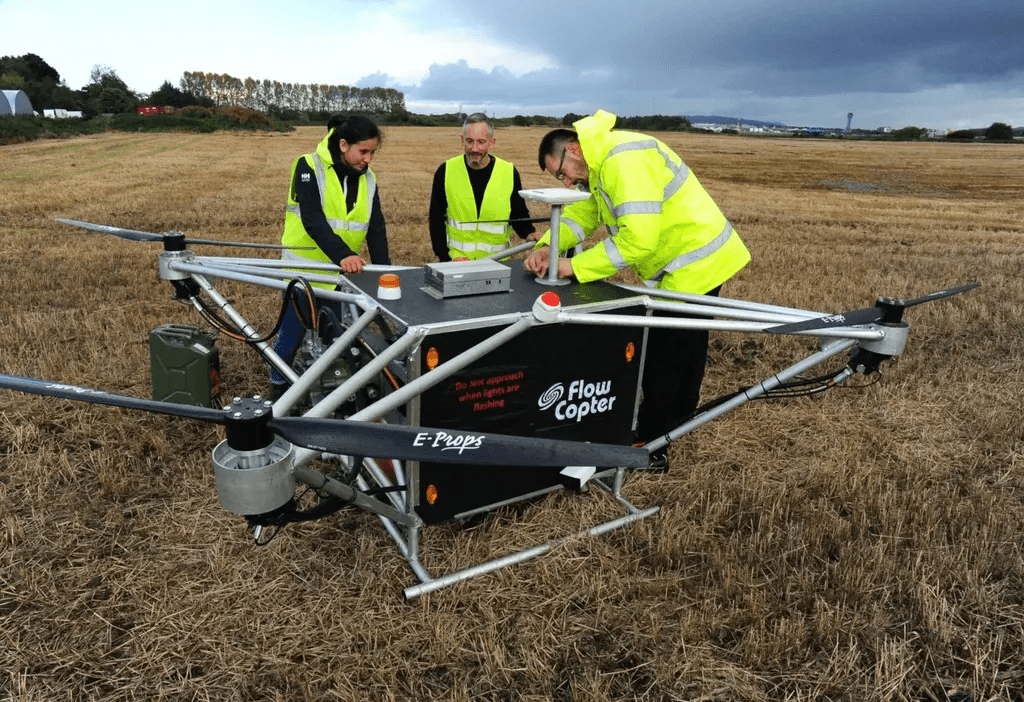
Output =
[
  {"x1": 163, "y1": 231, "x2": 187, "y2": 252},
  {"x1": 222, "y1": 396, "x2": 276, "y2": 451}
]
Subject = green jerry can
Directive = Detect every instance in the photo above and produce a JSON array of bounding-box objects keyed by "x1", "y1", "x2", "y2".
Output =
[{"x1": 149, "y1": 324, "x2": 222, "y2": 408}]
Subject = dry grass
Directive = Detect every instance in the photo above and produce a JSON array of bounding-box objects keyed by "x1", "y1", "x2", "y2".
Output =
[{"x1": 1, "y1": 126, "x2": 1023, "y2": 701}]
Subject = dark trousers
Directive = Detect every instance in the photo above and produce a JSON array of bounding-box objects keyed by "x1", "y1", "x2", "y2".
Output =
[
  {"x1": 270, "y1": 302, "x2": 305, "y2": 385},
  {"x1": 270, "y1": 294, "x2": 347, "y2": 384},
  {"x1": 635, "y1": 286, "x2": 721, "y2": 444}
]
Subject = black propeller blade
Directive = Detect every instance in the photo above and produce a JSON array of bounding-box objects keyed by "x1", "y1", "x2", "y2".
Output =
[
  {"x1": 0, "y1": 374, "x2": 227, "y2": 423},
  {"x1": 0, "y1": 374, "x2": 648, "y2": 469},
  {"x1": 766, "y1": 283, "x2": 979, "y2": 335},
  {"x1": 764, "y1": 306, "x2": 888, "y2": 335},
  {"x1": 56, "y1": 218, "x2": 303, "y2": 250},
  {"x1": 890, "y1": 283, "x2": 981, "y2": 311},
  {"x1": 268, "y1": 416, "x2": 648, "y2": 468}
]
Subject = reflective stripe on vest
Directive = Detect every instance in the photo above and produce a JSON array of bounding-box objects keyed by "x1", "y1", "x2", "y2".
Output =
[
  {"x1": 643, "y1": 222, "x2": 736, "y2": 287},
  {"x1": 447, "y1": 218, "x2": 508, "y2": 235},
  {"x1": 448, "y1": 238, "x2": 508, "y2": 255}
]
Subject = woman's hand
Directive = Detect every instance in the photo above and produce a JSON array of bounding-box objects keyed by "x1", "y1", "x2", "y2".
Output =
[{"x1": 339, "y1": 255, "x2": 366, "y2": 274}]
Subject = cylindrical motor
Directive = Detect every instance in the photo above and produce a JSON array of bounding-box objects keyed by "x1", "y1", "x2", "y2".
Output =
[{"x1": 212, "y1": 436, "x2": 295, "y2": 515}]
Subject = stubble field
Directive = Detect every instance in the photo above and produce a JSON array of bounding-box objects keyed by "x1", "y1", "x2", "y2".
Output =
[{"x1": 1, "y1": 125, "x2": 1022, "y2": 701}]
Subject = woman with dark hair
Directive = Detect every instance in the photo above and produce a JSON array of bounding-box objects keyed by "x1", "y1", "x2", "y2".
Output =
[{"x1": 271, "y1": 115, "x2": 391, "y2": 396}]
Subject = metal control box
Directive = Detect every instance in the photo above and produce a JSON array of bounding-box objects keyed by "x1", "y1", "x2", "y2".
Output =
[
  {"x1": 149, "y1": 324, "x2": 222, "y2": 408},
  {"x1": 422, "y1": 259, "x2": 511, "y2": 299}
]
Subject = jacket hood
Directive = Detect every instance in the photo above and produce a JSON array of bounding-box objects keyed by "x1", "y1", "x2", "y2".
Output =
[
  {"x1": 572, "y1": 109, "x2": 619, "y2": 162},
  {"x1": 314, "y1": 131, "x2": 336, "y2": 166}
]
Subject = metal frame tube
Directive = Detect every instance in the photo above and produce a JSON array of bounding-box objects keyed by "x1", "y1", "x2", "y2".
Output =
[
  {"x1": 186, "y1": 272, "x2": 299, "y2": 384},
  {"x1": 292, "y1": 465, "x2": 418, "y2": 527},
  {"x1": 645, "y1": 339, "x2": 859, "y2": 454},
  {"x1": 272, "y1": 307, "x2": 379, "y2": 416},
  {"x1": 537, "y1": 204, "x2": 571, "y2": 287},
  {"x1": 195, "y1": 257, "x2": 416, "y2": 275},
  {"x1": 290, "y1": 329, "x2": 427, "y2": 469},
  {"x1": 347, "y1": 315, "x2": 537, "y2": 424},
  {"x1": 403, "y1": 506, "x2": 660, "y2": 599},
  {"x1": 484, "y1": 241, "x2": 536, "y2": 260},
  {"x1": 553, "y1": 310, "x2": 886, "y2": 340},
  {"x1": 612, "y1": 283, "x2": 829, "y2": 319}
]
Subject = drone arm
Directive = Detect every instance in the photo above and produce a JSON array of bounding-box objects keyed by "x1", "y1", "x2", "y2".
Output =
[
  {"x1": 188, "y1": 272, "x2": 302, "y2": 385},
  {"x1": 646, "y1": 339, "x2": 860, "y2": 453},
  {"x1": 168, "y1": 256, "x2": 344, "y2": 290},
  {"x1": 271, "y1": 305, "x2": 386, "y2": 416},
  {"x1": 553, "y1": 309, "x2": 886, "y2": 339},
  {"x1": 278, "y1": 314, "x2": 539, "y2": 495},
  {"x1": 644, "y1": 298, "x2": 817, "y2": 326},
  {"x1": 292, "y1": 464, "x2": 419, "y2": 527}
]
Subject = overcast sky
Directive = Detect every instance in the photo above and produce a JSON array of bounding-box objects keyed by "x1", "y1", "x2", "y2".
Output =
[{"x1": 3, "y1": 0, "x2": 1020, "y2": 129}]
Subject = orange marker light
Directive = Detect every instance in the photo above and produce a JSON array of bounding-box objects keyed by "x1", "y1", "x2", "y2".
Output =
[
  {"x1": 377, "y1": 274, "x2": 401, "y2": 300},
  {"x1": 625, "y1": 341, "x2": 635, "y2": 362},
  {"x1": 426, "y1": 347, "x2": 439, "y2": 369},
  {"x1": 425, "y1": 484, "x2": 439, "y2": 505}
]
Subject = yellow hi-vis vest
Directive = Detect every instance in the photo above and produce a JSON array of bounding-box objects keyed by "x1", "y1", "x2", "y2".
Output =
[
  {"x1": 444, "y1": 155, "x2": 514, "y2": 260},
  {"x1": 281, "y1": 131, "x2": 375, "y2": 287},
  {"x1": 539, "y1": 110, "x2": 750, "y2": 294}
]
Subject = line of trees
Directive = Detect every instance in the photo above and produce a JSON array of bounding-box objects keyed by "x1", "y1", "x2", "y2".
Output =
[
  {"x1": 946, "y1": 122, "x2": 1016, "y2": 141},
  {"x1": 0, "y1": 54, "x2": 210, "y2": 118},
  {"x1": 0, "y1": 53, "x2": 82, "y2": 112},
  {"x1": 178, "y1": 71, "x2": 406, "y2": 116},
  {"x1": 1, "y1": 54, "x2": 406, "y2": 120}
]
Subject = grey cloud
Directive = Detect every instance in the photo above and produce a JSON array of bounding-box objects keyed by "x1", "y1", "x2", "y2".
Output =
[
  {"x1": 419, "y1": 0, "x2": 1021, "y2": 88},
  {"x1": 374, "y1": 0, "x2": 1023, "y2": 127}
]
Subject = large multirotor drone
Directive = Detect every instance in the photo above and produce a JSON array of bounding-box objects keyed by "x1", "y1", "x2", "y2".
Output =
[{"x1": 0, "y1": 190, "x2": 978, "y2": 599}]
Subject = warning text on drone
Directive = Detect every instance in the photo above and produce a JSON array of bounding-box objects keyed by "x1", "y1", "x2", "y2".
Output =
[{"x1": 454, "y1": 370, "x2": 525, "y2": 412}]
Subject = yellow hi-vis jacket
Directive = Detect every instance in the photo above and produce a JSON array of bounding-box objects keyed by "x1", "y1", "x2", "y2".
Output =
[
  {"x1": 444, "y1": 155, "x2": 514, "y2": 260},
  {"x1": 281, "y1": 131, "x2": 375, "y2": 286},
  {"x1": 538, "y1": 110, "x2": 750, "y2": 294}
]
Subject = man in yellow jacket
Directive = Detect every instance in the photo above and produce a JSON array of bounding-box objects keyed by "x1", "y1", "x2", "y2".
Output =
[
  {"x1": 428, "y1": 113, "x2": 536, "y2": 261},
  {"x1": 525, "y1": 110, "x2": 751, "y2": 468}
]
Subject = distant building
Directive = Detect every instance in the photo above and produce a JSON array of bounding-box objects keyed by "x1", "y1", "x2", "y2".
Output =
[
  {"x1": 1, "y1": 89, "x2": 34, "y2": 116},
  {"x1": 42, "y1": 109, "x2": 83, "y2": 119}
]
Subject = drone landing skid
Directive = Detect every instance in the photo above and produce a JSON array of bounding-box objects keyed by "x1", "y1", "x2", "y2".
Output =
[{"x1": 404, "y1": 472, "x2": 661, "y2": 599}]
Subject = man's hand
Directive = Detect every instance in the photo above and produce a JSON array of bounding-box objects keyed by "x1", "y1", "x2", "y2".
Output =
[
  {"x1": 524, "y1": 246, "x2": 551, "y2": 276},
  {"x1": 524, "y1": 246, "x2": 574, "y2": 280},
  {"x1": 554, "y1": 257, "x2": 575, "y2": 279},
  {"x1": 339, "y1": 255, "x2": 366, "y2": 274},
  {"x1": 526, "y1": 231, "x2": 544, "y2": 242}
]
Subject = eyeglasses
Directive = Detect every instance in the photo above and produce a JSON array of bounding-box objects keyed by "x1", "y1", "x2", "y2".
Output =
[{"x1": 554, "y1": 145, "x2": 568, "y2": 181}]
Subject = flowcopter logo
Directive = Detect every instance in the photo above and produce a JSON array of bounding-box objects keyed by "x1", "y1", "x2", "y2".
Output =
[{"x1": 538, "y1": 379, "x2": 617, "y2": 422}]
